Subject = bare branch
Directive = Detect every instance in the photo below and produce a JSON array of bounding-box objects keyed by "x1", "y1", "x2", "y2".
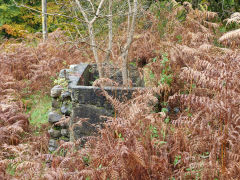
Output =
[
  {"x1": 127, "y1": 0, "x2": 132, "y2": 34},
  {"x1": 90, "y1": 0, "x2": 106, "y2": 24},
  {"x1": 12, "y1": 0, "x2": 83, "y2": 21},
  {"x1": 88, "y1": 0, "x2": 95, "y2": 13},
  {"x1": 75, "y1": 0, "x2": 89, "y2": 23}
]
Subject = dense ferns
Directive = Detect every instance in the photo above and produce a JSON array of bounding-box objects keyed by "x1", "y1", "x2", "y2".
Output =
[{"x1": 0, "y1": 1, "x2": 240, "y2": 179}]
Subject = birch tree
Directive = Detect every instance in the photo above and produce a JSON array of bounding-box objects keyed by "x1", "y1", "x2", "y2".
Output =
[
  {"x1": 14, "y1": 0, "x2": 140, "y2": 84},
  {"x1": 74, "y1": 0, "x2": 138, "y2": 82},
  {"x1": 75, "y1": 0, "x2": 106, "y2": 78},
  {"x1": 42, "y1": 0, "x2": 48, "y2": 41},
  {"x1": 120, "y1": 0, "x2": 138, "y2": 86},
  {"x1": 105, "y1": 0, "x2": 113, "y2": 63}
]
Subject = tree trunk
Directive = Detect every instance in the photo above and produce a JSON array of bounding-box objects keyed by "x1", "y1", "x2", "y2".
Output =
[
  {"x1": 121, "y1": 0, "x2": 138, "y2": 86},
  {"x1": 89, "y1": 24, "x2": 104, "y2": 78},
  {"x1": 75, "y1": 0, "x2": 105, "y2": 78},
  {"x1": 42, "y1": 0, "x2": 48, "y2": 41},
  {"x1": 121, "y1": 50, "x2": 129, "y2": 86},
  {"x1": 105, "y1": 0, "x2": 113, "y2": 63}
]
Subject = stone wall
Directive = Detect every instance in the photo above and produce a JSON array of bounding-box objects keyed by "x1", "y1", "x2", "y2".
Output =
[{"x1": 48, "y1": 63, "x2": 144, "y2": 151}]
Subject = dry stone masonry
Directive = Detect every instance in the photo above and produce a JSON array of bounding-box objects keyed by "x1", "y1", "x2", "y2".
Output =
[{"x1": 48, "y1": 63, "x2": 144, "y2": 151}]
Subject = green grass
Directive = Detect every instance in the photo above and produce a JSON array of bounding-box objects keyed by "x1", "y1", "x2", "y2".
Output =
[
  {"x1": 30, "y1": 95, "x2": 51, "y2": 126},
  {"x1": 22, "y1": 93, "x2": 51, "y2": 126}
]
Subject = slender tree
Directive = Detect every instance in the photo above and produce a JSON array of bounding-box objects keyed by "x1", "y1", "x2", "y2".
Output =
[
  {"x1": 42, "y1": 0, "x2": 47, "y2": 41},
  {"x1": 13, "y1": 0, "x2": 140, "y2": 84},
  {"x1": 104, "y1": 0, "x2": 113, "y2": 63},
  {"x1": 75, "y1": 0, "x2": 105, "y2": 78},
  {"x1": 120, "y1": 0, "x2": 138, "y2": 86}
]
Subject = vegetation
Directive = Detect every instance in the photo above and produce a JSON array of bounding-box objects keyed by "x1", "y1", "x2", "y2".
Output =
[
  {"x1": 0, "y1": 0, "x2": 240, "y2": 179},
  {"x1": 0, "y1": 0, "x2": 72, "y2": 38},
  {"x1": 27, "y1": 94, "x2": 51, "y2": 126}
]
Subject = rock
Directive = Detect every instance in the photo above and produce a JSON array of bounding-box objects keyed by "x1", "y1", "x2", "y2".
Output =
[
  {"x1": 52, "y1": 98, "x2": 61, "y2": 109},
  {"x1": 49, "y1": 139, "x2": 58, "y2": 146},
  {"x1": 49, "y1": 139, "x2": 58, "y2": 152},
  {"x1": 61, "y1": 102, "x2": 71, "y2": 116},
  {"x1": 68, "y1": 63, "x2": 90, "y2": 87},
  {"x1": 61, "y1": 91, "x2": 71, "y2": 101},
  {"x1": 69, "y1": 64, "x2": 78, "y2": 71},
  {"x1": 51, "y1": 85, "x2": 64, "y2": 98},
  {"x1": 59, "y1": 69, "x2": 70, "y2": 79},
  {"x1": 48, "y1": 146, "x2": 57, "y2": 152},
  {"x1": 61, "y1": 129, "x2": 69, "y2": 137},
  {"x1": 173, "y1": 107, "x2": 180, "y2": 114},
  {"x1": 48, "y1": 111, "x2": 62, "y2": 124},
  {"x1": 48, "y1": 128, "x2": 61, "y2": 138},
  {"x1": 60, "y1": 121, "x2": 69, "y2": 129}
]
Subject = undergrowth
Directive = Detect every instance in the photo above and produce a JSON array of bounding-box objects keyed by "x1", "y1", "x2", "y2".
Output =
[
  {"x1": 27, "y1": 94, "x2": 51, "y2": 126},
  {"x1": 0, "y1": 0, "x2": 240, "y2": 179}
]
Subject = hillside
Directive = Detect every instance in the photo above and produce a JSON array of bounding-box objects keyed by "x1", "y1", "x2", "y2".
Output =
[{"x1": 0, "y1": 0, "x2": 240, "y2": 179}]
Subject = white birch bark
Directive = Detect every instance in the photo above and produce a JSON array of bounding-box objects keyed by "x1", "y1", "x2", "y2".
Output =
[
  {"x1": 42, "y1": 0, "x2": 48, "y2": 41},
  {"x1": 104, "y1": 0, "x2": 113, "y2": 63},
  {"x1": 121, "y1": 0, "x2": 138, "y2": 86},
  {"x1": 75, "y1": 0, "x2": 105, "y2": 78},
  {"x1": 88, "y1": 24, "x2": 104, "y2": 78}
]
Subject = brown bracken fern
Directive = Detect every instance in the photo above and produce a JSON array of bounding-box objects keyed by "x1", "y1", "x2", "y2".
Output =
[{"x1": 0, "y1": 1, "x2": 240, "y2": 179}]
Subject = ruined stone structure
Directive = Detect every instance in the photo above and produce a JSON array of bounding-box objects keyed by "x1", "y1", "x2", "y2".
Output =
[{"x1": 48, "y1": 63, "x2": 144, "y2": 151}]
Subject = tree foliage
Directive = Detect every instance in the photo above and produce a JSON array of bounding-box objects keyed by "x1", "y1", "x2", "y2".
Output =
[
  {"x1": 0, "y1": 0, "x2": 239, "y2": 38},
  {"x1": 0, "y1": 0, "x2": 55, "y2": 38},
  {"x1": 176, "y1": 0, "x2": 239, "y2": 19}
]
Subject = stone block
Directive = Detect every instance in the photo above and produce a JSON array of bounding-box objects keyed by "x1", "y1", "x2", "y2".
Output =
[
  {"x1": 71, "y1": 86, "x2": 136, "y2": 109},
  {"x1": 59, "y1": 69, "x2": 70, "y2": 79},
  {"x1": 49, "y1": 139, "x2": 58, "y2": 152},
  {"x1": 51, "y1": 85, "x2": 64, "y2": 98},
  {"x1": 48, "y1": 128, "x2": 61, "y2": 139},
  {"x1": 60, "y1": 122, "x2": 69, "y2": 129},
  {"x1": 68, "y1": 63, "x2": 89, "y2": 87},
  {"x1": 61, "y1": 129, "x2": 69, "y2": 137},
  {"x1": 61, "y1": 91, "x2": 71, "y2": 101},
  {"x1": 60, "y1": 102, "x2": 71, "y2": 116},
  {"x1": 48, "y1": 111, "x2": 62, "y2": 124},
  {"x1": 52, "y1": 98, "x2": 61, "y2": 109}
]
